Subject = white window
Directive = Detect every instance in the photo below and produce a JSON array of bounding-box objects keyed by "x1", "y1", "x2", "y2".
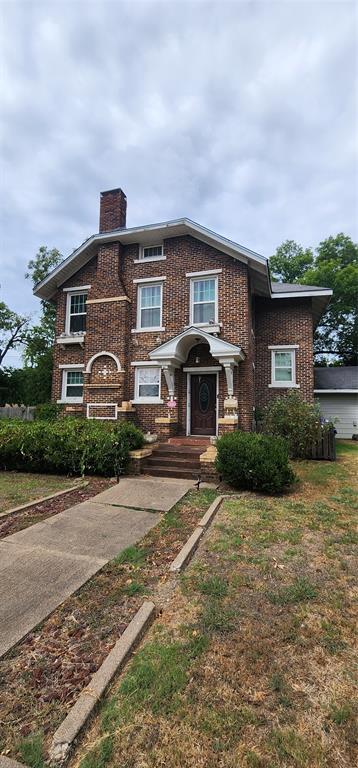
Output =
[
  {"x1": 190, "y1": 276, "x2": 218, "y2": 325},
  {"x1": 269, "y1": 346, "x2": 299, "y2": 388},
  {"x1": 61, "y1": 370, "x2": 84, "y2": 402},
  {"x1": 66, "y1": 292, "x2": 87, "y2": 334},
  {"x1": 141, "y1": 245, "x2": 163, "y2": 260},
  {"x1": 137, "y1": 282, "x2": 163, "y2": 330},
  {"x1": 134, "y1": 367, "x2": 162, "y2": 403}
]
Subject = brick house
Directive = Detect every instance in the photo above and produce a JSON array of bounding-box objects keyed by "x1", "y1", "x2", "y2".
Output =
[{"x1": 34, "y1": 187, "x2": 332, "y2": 445}]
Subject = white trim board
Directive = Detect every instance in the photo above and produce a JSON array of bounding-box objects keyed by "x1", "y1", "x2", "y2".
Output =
[
  {"x1": 183, "y1": 366, "x2": 221, "y2": 373},
  {"x1": 63, "y1": 285, "x2": 91, "y2": 292},
  {"x1": 314, "y1": 389, "x2": 358, "y2": 394},
  {"x1": 186, "y1": 269, "x2": 222, "y2": 277}
]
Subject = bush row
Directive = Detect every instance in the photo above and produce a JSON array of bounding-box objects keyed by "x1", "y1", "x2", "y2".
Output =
[
  {"x1": 215, "y1": 431, "x2": 295, "y2": 494},
  {"x1": 0, "y1": 418, "x2": 144, "y2": 477}
]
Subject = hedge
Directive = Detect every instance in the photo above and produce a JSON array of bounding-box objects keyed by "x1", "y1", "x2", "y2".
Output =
[
  {"x1": 0, "y1": 418, "x2": 144, "y2": 477},
  {"x1": 215, "y1": 431, "x2": 295, "y2": 494}
]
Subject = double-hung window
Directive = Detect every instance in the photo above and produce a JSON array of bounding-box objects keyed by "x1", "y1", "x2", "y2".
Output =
[
  {"x1": 190, "y1": 277, "x2": 217, "y2": 325},
  {"x1": 66, "y1": 292, "x2": 87, "y2": 334},
  {"x1": 269, "y1": 346, "x2": 299, "y2": 388},
  {"x1": 61, "y1": 369, "x2": 84, "y2": 402},
  {"x1": 135, "y1": 367, "x2": 161, "y2": 402},
  {"x1": 138, "y1": 283, "x2": 163, "y2": 330},
  {"x1": 141, "y1": 245, "x2": 163, "y2": 261}
]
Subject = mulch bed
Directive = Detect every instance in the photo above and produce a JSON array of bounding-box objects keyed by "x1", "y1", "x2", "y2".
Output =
[
  {"x1": 0, "y1": 477, "x2": 112, "y2": 540},
  {"x1": 0, "y1": 487, "x2": 216, "y2": 761}
]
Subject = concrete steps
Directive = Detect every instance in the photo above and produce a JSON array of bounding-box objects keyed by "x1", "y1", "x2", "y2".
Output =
[{"x1": 142, "y1": 438, "x2": 210, "y2": 479}]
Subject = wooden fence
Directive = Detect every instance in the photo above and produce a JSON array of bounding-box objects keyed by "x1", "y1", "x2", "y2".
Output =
[
  {"x1": 0, "y1": 405, "x2": 35, "y2": 421},
  {"x1": 307, "y1": 426, "x2": 336, "y2": 461},
  {"x1": 256, "y1": 423, "x2": 336, "y2": 461}
]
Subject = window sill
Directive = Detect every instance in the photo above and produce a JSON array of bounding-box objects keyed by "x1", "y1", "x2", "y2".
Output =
[
  {"x1": 133, "y1": 256, "x2": 166, "y2": 264},
  {"x1": 185, "y1": 323, "x2": 221, "y2": 334},
  {"x1": 57, "y1": 399, "x2": 84, "y2": 404},
  {"x1": 57, "y1": 334, "x2": 85, "y2": 346},
  {"x1": 131, "y1": 327, "x2": 165, "y2": 334},
  {"x1": 131, "y1": 398, "x2": 164, "y2": 405},
  {"x1": 268, "y1": 383, "x2": 300, "y2": 389}
]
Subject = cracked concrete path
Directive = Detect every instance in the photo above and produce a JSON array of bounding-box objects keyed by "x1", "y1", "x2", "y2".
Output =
[{"x1": 0, "y1": 475, "x2": 192, "y2": 657}]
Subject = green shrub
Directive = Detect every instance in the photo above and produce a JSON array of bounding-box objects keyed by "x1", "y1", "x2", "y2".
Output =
[
  {"x1": 0, "y1": 418, "x2": 144, "y2": 477},
  {"x1": 34, "y1": 402, "x2": 64, "y2": 421},
  {"x1": 261, "y1": 390, "x2": 331, "y2": 459},
  {"x1": 215, "y1": 431, "x2": 295, "y2": 494}
]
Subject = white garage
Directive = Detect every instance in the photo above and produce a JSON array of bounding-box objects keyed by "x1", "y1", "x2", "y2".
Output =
[{"x1": 314, "y1": 367, "x2": 358, "y2": 439}]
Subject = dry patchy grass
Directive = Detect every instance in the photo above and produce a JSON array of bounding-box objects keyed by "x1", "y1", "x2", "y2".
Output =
[
  {"x1": 0, "y1": 471, "x2": 78, "y2": 514},
  {"x1": 72, "y1": 444, "x2": 357, "y2": 768}
]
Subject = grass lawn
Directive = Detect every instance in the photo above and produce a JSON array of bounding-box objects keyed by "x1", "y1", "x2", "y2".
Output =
[
  {"x1": 0, "y1": 471, "x2": 79, "y2": 514},
  {"x1": 71, "y1": 442, "x2": 357, "y2": 768}
]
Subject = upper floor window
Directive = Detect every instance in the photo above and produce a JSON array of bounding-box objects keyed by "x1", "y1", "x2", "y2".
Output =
[
  {"x1": 141, "y1": 245, "x2": 164, "y2": 261},
  {"x1": 190, "y1": 277, "x2": 218, "y2": 325},
  {"x1": 137, "y1": 282, "x2": 163, "y2": 330},
  {"x1": 66, "y1": 292, "x2": 87, "y2": 334},
  {"x1": 269, "y1": 346, "x2": 299, "y2": 388}
]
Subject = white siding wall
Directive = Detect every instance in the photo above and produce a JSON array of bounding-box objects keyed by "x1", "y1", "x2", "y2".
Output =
[{"x1": 315, "y1": 393, "x2": 358, "y2": 438}]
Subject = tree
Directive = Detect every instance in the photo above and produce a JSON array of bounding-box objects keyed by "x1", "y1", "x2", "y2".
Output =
[
  {"x1": 270, "y1": 240, "x2": 314, "y2": 283},
  {"x1": 270, "y1": 234, "x2": 358, "y2": 365},
  {"x1": 0, "y1": 301, "x2": 28, "y2": 367},
  {"x1": 21, "y1": 246, "x2": 62, "y2": 402},
  {"x1": 25, "y1": 246, "x2": 62, "y2": 365}
]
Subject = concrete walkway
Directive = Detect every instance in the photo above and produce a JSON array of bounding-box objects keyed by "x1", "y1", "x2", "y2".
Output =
[{"x1": 0, "y1": 476, "x2": 193, "y2": 657}]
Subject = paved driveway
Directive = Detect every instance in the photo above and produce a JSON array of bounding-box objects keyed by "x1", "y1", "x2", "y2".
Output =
[{"x1": 0, "y1": 476, "x2": 193, "y2": 657}]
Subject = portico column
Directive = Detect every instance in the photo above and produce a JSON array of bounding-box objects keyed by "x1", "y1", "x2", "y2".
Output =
[{"x1": 162, "y1": 364, "x2": 176, "y2": 398}]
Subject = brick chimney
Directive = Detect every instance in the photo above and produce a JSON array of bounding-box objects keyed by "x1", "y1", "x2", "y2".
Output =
[{"x1": 99, "y1": 188, "x2": 127, "y2": 232}]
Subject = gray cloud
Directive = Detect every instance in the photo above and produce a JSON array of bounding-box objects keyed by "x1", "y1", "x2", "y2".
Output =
[{"x1": 0, "y1": 0, "x2": 357, "y2": 366}]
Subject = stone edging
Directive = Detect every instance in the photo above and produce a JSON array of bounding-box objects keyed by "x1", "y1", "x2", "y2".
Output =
[
  {"x1": 50, "y1": 600, "x2": 155, "y2": 764},
  {"x1": 0, "y1": 482, "x2": 89, "y2": 521},
  {"x1": 169, "y1": 495, "x2": 223, "y2": 572}
]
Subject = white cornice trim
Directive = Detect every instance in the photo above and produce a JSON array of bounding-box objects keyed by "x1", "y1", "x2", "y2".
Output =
[
  {"x1": 271, "y1": 289, "x2": 332, "y2": 299},
  {"x1": 59, "y1": 363, "x2": 84, "y2": 369},
  {"x1": 314, "y1": 389, "x2": 358, "y2": 394}
]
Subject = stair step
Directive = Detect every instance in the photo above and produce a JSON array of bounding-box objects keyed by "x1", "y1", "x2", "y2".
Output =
[
  {"x1": 143, "y1": 466, "x2": 200, "y2": 479},
  {"x1": 168, "y1": 438, "x2": 210, "y2": 447},
  {"x1": 151, "y1": 448, "x2": 203, "y2": 460},
  {"x1": 145, "y1": 456, "x2": 200, "y2": 468}
]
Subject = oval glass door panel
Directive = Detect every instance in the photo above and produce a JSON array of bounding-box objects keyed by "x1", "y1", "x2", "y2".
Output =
[{"x1": 199, "y1": 381, "x2": 210, "y2": 413}]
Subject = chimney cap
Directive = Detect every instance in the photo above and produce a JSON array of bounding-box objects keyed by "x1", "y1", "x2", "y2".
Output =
[{"x1": 100, "y1": 187, "x2": 127, "y2": 199}]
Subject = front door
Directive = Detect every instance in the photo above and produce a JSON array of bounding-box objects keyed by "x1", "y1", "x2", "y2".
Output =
[{"x1": 190, "y1": 374, "x2": 217, "y2": 435}]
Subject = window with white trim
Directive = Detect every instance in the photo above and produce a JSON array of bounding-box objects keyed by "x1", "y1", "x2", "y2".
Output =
[
  {"x1": 62, "y1": 370, "x2": 84, "y2": 402},
  {"x1": 66, "y1": 292, "x2": 87, "y2": 334},
  {"x1": 270, "y1": 348, "x2": 298, "y2": 387},
  {"x1": 137, "y1": 283, "x2": 163, "y2": 329},
  {"x1": 190, "y1": 277, "x2": 217, "y2": 325},
  {"x1": 135, "y1": 367, "x2": 161, "y2": 402},
  {"x1": 141, "y1": 245, "x2": 163, "y2": 260}
]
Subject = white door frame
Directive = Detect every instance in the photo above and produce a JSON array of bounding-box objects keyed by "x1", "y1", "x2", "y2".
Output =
[{"x1": 186, "y1": 369, "x2": 219, "y2": 436}]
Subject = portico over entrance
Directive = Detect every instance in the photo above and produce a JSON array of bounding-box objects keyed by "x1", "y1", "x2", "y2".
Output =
[{"x1": 149, "y1": 327, "x2": 245, "y2": 436}]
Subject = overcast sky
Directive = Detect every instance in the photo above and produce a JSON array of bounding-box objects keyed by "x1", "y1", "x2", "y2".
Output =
[{"x1": 1, "y1": 0, "x2": 357, "y2": 366}]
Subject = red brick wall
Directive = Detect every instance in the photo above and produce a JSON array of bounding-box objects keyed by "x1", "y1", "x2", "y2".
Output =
[
  {"x1": 51, "y1": 232, "x2": 315, "y2": 432},
  {"x1": 99, "y1": 188, "x2": 127, "y2": 232},
  {"x1": 255, "y1": 297, "x2": 314, "y2": 410}
]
